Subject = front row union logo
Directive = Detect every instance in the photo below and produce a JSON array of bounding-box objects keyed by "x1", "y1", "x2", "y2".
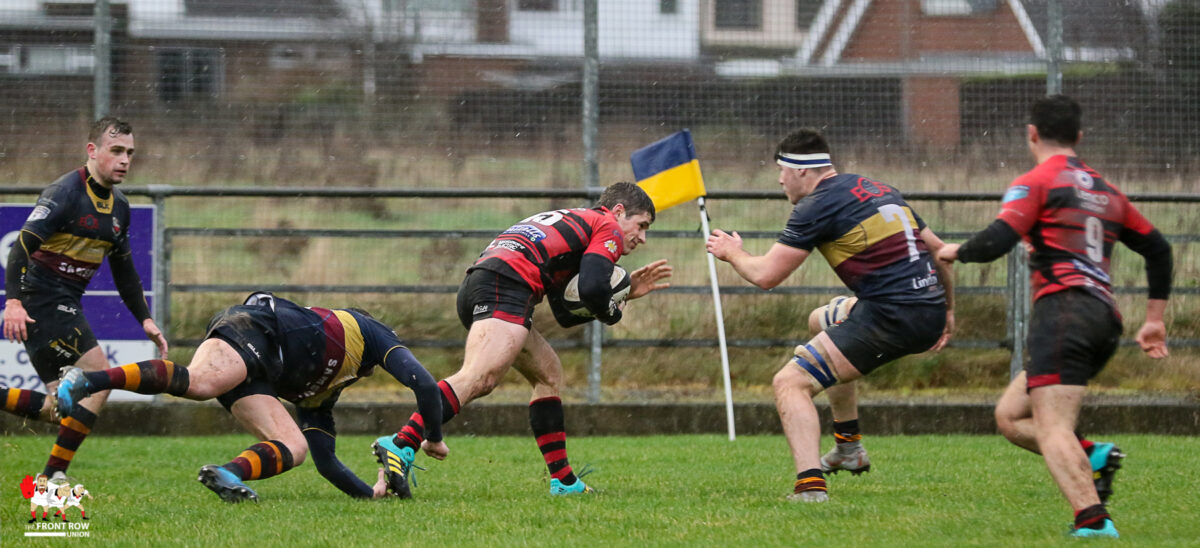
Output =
[{"x1": 20, "y1": 474, "x2": 93, "y2": 538}]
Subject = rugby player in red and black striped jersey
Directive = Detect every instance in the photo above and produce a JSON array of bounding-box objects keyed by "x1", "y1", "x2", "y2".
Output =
[
  {"x1": 939, "y1": 95, "x2": 1173, "y2": 539},
  {"x1": 56, "y1": 292, "x2": 445, "y2": 502},
  {"x1": 2, "y1": 117, "x2": 167, "y2": 481},
  {"x1": 374, "y1": 182, "x2": 673, "y2": 496}
]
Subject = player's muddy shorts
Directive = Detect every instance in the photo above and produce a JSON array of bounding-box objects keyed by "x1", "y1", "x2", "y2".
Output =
[
  {"x1": 1026, "y1": 289, "x2": 1122, "y2": 390},
  {"x1": 824, "y1": 298, "x2": 945, "y2": 375},
  {"x1": 204, "y1": 304, "x2": 283, "y2": 410},
  {"x1": 457, "y1": 268, "x2": 538, "y2": 330},
  {"x1": 19, "y1": 289, "x2": 98, "y2": 382}
]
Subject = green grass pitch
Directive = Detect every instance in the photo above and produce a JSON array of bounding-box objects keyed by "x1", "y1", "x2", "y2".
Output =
[{"x1": 3, "y1": 434, "x2": 1198, "y2": 545}]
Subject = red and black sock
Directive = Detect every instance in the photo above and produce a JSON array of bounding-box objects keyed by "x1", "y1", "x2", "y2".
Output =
[
  {"x1": 833, "y1": 419, "x2": 862, "y2": 443},
  {"x1": 2, "y1": 387, "x2": 46, "y2": 420},
  {"x1": 85, "y1": 359, "x2": 190, "y2": 396},
  {"x1": 794, "y1": 468, "x2": 827, "y2": 493},
  {"x1": 1074, "y1": 504, "x2": 1110, "y2": 530},
  {"x1": 1077, "y1": 433, "x2": 1096, "y2": 454},
  {"x1": 221, "y1": 440, "x2": 295, "y2": 481},
  {"x1": 81, "y1": 510, "x2": 86, "y2": 519},
  {"x1": 44, "y1": 405, "x2": 98, "y2": 476},
  {"x1": 392, "y1": 380, "x2": 460, "y2": 450},
  {"x1": 529, "y1": 397, "x2": 577, "y2": 485}
]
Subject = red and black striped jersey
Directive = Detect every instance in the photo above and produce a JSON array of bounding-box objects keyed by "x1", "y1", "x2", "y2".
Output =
[
  {"x1": 996, "y1": 155, "x2": 1158, "y2": 305},
  {"x1": 470, "y1": 207, "x2": 625, "y2": 297}
]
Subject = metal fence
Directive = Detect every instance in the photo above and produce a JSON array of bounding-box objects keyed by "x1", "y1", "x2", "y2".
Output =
[{"x1": 3, "y1": 1, "x2": 1200, "y2": 188}]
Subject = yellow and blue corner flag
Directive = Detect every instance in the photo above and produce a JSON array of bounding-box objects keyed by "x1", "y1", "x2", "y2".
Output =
[{"x1": 630, "y1": 129, "x2": 707, "y2": 212}]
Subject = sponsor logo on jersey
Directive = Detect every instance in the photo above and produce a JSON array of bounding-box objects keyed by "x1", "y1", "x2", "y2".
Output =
[
  {"x1": 26, "y1": 205, "x2": 51, "y2": 223},
  {"x1": 78, "y1": 215, "x2": 98, "y2": 230},
  {"x1": 503, "y1": 224, "x2": 547, "y2": 242},
  {"x1": 487, "y1": 240, "x2": 525, "y2": 252},
  {"x1": 1002, "y1": 185, "x2": 1030, "y2": 203},
  {"x1": 604, "y1": 240, "x2": 618, "y2": 255},
  {"x1": 1074, "y1": 186, "x2": 1110, "y2": 213},
  {"x1": 1074, "y1": 171, "x2": 1094, "y2": 189},
  {"x1": 56, "y1": 304, "x2": 78, "y2": 315},
  {"x1": 111, "y1": 217, "x2": 121, "y2": 236}
]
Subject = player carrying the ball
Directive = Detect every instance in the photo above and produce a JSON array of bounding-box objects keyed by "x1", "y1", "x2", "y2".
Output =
[
  {"x1": 707, "y1": 128, "x2": 955, "y2": 502},
  {"x1": 373, "y1": 182, "x2": 672, "y2": 496}
]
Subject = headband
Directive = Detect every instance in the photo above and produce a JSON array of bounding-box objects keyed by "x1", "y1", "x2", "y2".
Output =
[{"x1": 776, "y1": 152, "x2": 832, "y2": 169}]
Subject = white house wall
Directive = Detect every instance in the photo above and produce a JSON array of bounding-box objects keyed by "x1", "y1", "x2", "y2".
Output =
[{"x1": 508, "y1": 0, "x2": 700, "y2": 60}]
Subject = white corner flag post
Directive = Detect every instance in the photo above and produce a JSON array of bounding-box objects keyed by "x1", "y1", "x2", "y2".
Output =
[{"x1": 697, "y1": 196, "x2": 736, "y2": 441}]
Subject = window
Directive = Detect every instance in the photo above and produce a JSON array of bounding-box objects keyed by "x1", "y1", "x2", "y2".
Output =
[
  {"x1": 0, "y1": 45, "x2": 95, "y2": 75},
  {"x1": 157, "y1": 48, "x2": 222, "y2": 102},
  {"x1": 661, "y1": 0, "x2": 677, "y2": 15},
  {"x1": 517, "y1": 0, "x2": 555, "y2": 11},
  {"x1": 268, "y1": 44, "x2": 352, "y2": 71},
  {"x1": 796, "y1": 0, "x2": 822, "y2": 29},
  {"x1": 715, "y1": 0, "x2": 761, "y2": 30},
  {"x1": 921, "y1": 0, "x2": 997, "y2": 16}
]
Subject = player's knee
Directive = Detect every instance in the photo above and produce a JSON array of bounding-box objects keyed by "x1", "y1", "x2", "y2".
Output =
[
  {"x1": 283, "y1": 438, "x2": 308, "y2": 467},
  {"x1": 806, "y1": 308, "x2": 824, "y2": 334},
  {"x1": 783, "y1": 340, "x2": 840, "y2": 395}
]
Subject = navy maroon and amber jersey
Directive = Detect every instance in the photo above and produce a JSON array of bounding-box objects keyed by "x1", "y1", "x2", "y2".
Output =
[
  {"x1": 996, "y1": 155, "x2": 1157, "y2": 305},
  {"x1": 470, "y1": 206, "x2": 625, "y2": 297},
  {"x1": 778, "y1": 173, "x2": 945, "y2": 304},
  {"x1": 269, "y1": 297, "x2": 408, "y2": 406},
  {"x1": 19, "y1": 168, "x2": 133, "y2": 295}
]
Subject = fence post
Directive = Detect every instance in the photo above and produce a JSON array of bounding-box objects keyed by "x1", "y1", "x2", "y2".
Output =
[
  {"x1": 1006, "y1": 250, "x2": 1029, "y2": 379},
  {"x1": 93, "y1": 0, "x2": 112, "y2": 118},
  {"x1": 148, "y1": 185, "x2": 170, "y2": 345},
  {"x1": 582, "y1": 0, "x2": 603, "y2": 402}
]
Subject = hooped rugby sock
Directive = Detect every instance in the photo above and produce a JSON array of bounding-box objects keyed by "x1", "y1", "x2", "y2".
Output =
[
  {"x1": 85, "y1": 359, "x2": 190, "y2": 396},
  {"x1": 833, "y1": 419, "x2": 862, "y2": 444},
  {"x1": 794, "y1": 468, "x2": 827, "y2": 494},
  {"x1": 222, "y1": 440, "x2": 295, "y2": 481},
  {"x1": 1074, "y1": 504, "x2": 1110, "y2": 530},
  {"x1": 438, "y1": 380, "x2": 461, "y2": 422},
  {"x1": 394, "y1": 413, "x2": 426, "y2": 450},
  {"x1": 2, "y1": 387, "x2": 46, "y2": 419},
  {"x1": 530, "y1": 397, "x2": 578, "y2": 485},
  {"x1": 44, "y1": 405, "x2": 98, "y2": 475}
]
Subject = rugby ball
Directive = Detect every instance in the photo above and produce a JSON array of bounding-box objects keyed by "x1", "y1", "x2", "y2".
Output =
[{"x1": 563, "y1": 265, "x2": 631, "y2": 317}]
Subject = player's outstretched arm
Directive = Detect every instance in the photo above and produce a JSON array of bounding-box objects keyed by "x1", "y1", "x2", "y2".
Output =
[
  {"x1": 707, "y1": 230, "x2": 808, "y2": 289},
  {"x1": 627, "y1": 259, "x2": 672, "y2": 300},
  {"x1": 298, "y1": 405, "x2": 378, "y2": 499}
]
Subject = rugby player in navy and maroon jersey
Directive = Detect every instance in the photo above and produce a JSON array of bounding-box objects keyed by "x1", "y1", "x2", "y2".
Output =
[
  {"x1": 707, "y1": 128, "x2": 955, "y2": 502},
  {"x1": 939, "y1": 95, "x2": 1172, "y2": 539},
  {"x1": 373, "y1": 182, "x2": 673, "y2": 496},
  {"x1": 2, "y1": 117, "x2": 167, "y2": 481},
  {"x1": 55, "y1": 292, "x2": 445, "y2": 502}
]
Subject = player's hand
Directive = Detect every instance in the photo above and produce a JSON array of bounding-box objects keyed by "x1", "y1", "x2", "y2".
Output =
[
  {"x1": 421, "y1": 439, "x2": 449, "y2": 460},
  {"x1": 3, "y1": 299, "x2": 35, "y2": 342},
  {"x1": 930, "y1": 310, "x2": 955, "y2": 352},
  {"x1": 143, "y1": 318, "x2": 169, "y2": 359},
  {"x1": 371, "y1": 468, "x2": 389, "y2": 499},
  {"x1": 627, "y1": 259, "x2": 672, "y2": 300},
  {"x1": 936, "y1": 243, "x2": 960, "y2": 265},
  {"x1": 1135, "y1": 320, "x2": 1169, "y2": 359},
  {"x1": 705, "y1": 229, "x2": 743, "y2": 261}
]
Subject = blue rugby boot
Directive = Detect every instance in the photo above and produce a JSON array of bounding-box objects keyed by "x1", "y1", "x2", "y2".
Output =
[
  {"x1": 549, "y1": 477, "x2": 594, "y2": 495},
  {"x1": 1071, "y1": 519, "x2": 1119, "y2": 539},
  {"x1": 197, "y1": 464, "x2": 258, "y2": 503},
  {"x1": 1089, "y1": 442, "x2": 1124, "y2": 504},
  {"x1": 373, "y1": 435, "x2": 416, "y2": 499},
  {"x1": 56, "y1": 367, "x2": 93, "y2": 419}
]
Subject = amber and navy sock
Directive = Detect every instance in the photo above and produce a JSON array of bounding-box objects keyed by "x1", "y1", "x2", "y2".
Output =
[
  {"x1": 221, "y1": 440, "x2": 295, "y2": 481},
  {"x1": 2, "y1": 387, "x2": 46, "y2": 419},
  {"x1": 530, "y1": 397, "x2": 578, "y2": 485},
  {"x1": 44, "y1": 405, "x2": 98, "y2": 476},
  {"x1": 1074, "y1": 504, "x2": 1110, "y2": 530},
  {"x1": 393, "y1": 380, "x2": 460, "y2": 450},
  {"x1": 794, "y1": 468, "x2": 827, "y2": 493},
  {"x1": 833, "y1": 419, "x2": 862, "y2": 444},
  {"x1": 84, "y1": 359, "x2": 190, "y2": 396}
]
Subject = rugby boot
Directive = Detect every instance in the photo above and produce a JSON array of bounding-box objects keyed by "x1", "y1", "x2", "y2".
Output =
[
  {"x1": 549, "y1": 477, "x2": 594, "y2": 495},
  {"x1": 55, "y1": 367, "x2": 92, "y2": 419},
  {"x1": 1071, "y1": 519, "x2": 1119, "y2": 539},
  {"x1": 197, "y1": 464, "x2": 259, "y2": 503},
  {"x1": 1089, "y1": 442, "x2": 1124, "y2": 504},
  {"x1": 820, "y1": 442, "x2": 871, "y2": 476},
  {"x1": 373, "y1": 436, "x2": 415, "y2": 499}
]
